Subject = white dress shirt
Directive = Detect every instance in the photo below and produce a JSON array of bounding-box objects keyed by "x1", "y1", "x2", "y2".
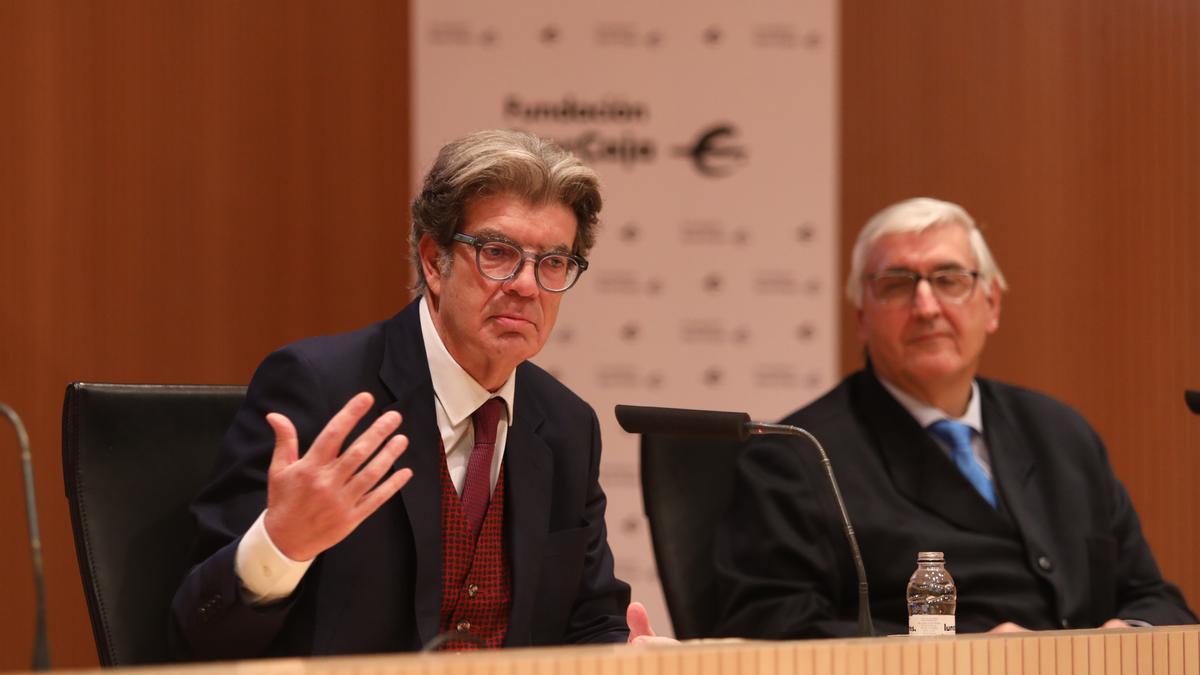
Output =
[
  {"x1": 234, "y1": 297, "x2": 515, "y2": 604},
  {"x1": 877, "y1": 376, "x2": 992, "y2": 478}
]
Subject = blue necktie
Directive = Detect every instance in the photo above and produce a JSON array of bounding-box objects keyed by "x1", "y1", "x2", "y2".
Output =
[{"x1": 928, "y1": 419, "x2": 997, "y2": 508}]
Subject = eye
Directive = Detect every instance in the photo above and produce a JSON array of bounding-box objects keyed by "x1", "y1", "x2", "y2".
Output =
[
  {"x1": 875, "y1": 275, "x2": 914, "y2": 296},
  {"x1": 480, "y1": 243, "x2": 516, "y2": 260},
  {"x1": 934, "y1": 272, "x2": 971, "y2": 291},
  {"x1": 541, "y1": 255, "x2": 568, "y2": 271}
]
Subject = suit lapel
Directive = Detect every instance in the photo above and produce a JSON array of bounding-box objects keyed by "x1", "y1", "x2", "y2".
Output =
[
  {"x1": 855, "y1": 370, "x2": 1011, "y2": 536},
  {"x1": 378, "y1": 301, "x2": 443, "y2": 648},
  {"x1": 502, "y1": 372, "x2": 552, "y2": 646},
  {"x1": 979, "y1": 382, "x2": 1063, "y2": 596}
]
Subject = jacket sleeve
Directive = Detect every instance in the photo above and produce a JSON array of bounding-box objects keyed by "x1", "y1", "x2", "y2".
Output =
[
  {"x1": 560, "y1": 407, "x2": 631, "y2": 644},
  {"x1": 169, "y1": 347, "x2": 334, "y2": 660},
  {"x1": 1102, "y1": 448, "x2": 1196, "y2": 626}
]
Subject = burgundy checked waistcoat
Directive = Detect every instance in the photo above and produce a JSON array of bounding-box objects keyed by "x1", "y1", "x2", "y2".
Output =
[{"x1": 437, "y1": 453, "x2": 512, "y2": 650}]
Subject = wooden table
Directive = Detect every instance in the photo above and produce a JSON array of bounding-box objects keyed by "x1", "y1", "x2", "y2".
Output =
[{"x1": 43, "y1": 625, "x2": 1200, "y2": 675}]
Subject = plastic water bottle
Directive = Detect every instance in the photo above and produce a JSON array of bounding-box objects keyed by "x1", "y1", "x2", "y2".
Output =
[{"x1": 907, "y1": 551, "x2": 956, "y2": 636}]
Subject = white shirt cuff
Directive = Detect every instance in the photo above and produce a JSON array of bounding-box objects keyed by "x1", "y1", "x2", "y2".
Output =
[{"x1": 234, "y1": 510, "x2": 314, "y2": 605}]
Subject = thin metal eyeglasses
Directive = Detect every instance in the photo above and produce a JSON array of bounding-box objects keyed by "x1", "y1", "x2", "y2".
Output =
[
  {"x1": 452, "y1": 232, "x2": 589, "y2": 293},
  {"x1": 866, "y1": 269, "x2": 980, "y2": 305}
]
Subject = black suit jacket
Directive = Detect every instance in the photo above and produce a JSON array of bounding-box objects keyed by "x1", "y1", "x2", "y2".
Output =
[
  {"x1": 714, "y1": 368, "x2": 1194, "y2": 637},
  {"x1": 170, "y1": 300, "x2": 630, "y2": 660}
]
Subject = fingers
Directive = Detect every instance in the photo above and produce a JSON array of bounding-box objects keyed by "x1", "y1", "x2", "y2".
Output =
[
  {"x1": 632, "y1": 636, "x2": 679, "y2": 646},
  {"x1": 626, "y1": 601, "x2": 656, "y2": 641},
  {"x1": 266, "y1": 412, "x2": 300, "y2": 476},
  {"x1": 332, "y1": 410, "x2": 403, "y2": 483},
  {"x1": 307, "y1": 392, "x2": 376, "y2": 463},
  {"x1": 356, "y1": 466, "x2": 414, "y2": 515},
  {"x1": 345, "y1": 433, "x2": 410, "y2": 497}
]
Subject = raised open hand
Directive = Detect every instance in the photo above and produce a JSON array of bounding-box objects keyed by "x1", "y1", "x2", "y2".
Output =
[{"x1": 263, "y1": 392, "x2": 413, "y2": 561}]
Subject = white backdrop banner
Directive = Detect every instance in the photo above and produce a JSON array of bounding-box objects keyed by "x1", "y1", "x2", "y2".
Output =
[{"x1": 412, "y1": 0, "x2": 838, "y2": 638}]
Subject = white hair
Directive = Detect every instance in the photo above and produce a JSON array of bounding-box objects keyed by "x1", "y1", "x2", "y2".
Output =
[{"x1": 845, "y1": 197, "x2": 1008, "y2": 307}]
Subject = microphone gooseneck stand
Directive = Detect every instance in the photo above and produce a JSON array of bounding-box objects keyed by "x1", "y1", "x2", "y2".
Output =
[
  {"x1": 1, "y1": 402, "x2": 50, "y2": 670},
  {"x1": 747, "y1": 421, "x2": 875, "y2": 639},
  {"x1": 614, "y1": 404, "x2": 875, "y2": 638}
]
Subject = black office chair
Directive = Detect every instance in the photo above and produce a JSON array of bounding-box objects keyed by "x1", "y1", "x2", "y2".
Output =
[
  {"x1": 639, "y1": 434, "x2": 744, "y2": 640},
  {"x1": 62, "y1": 382, "x2": 245, "y2": 666}
]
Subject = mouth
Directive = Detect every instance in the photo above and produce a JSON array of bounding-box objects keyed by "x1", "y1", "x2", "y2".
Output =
[
  {"x1": 907, "y1": 331, "x2": 953, "y2": 344},
  {"x1": 490, "y1": 314, "x2": 537, "y2": 331}
]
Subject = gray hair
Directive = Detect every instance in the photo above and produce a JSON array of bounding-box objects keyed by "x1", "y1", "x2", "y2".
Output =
[
  {"x1": 409, "y1": 129, "x2": 602, "y2": 294},
  {"x1": 845, "y1": 197, "x2": 1008, "y2": 308}
]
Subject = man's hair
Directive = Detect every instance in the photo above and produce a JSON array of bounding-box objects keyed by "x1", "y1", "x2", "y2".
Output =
[
  {"x1": 845, "y1": 197, "x2": 1008, "y2": 308},
  {"x1": 409, "y1": 129, "x2": 602, "y2": 294}
]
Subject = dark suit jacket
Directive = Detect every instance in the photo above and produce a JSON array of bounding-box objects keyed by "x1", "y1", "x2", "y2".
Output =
[
  {"x1": 170, "y1": 300, "x2": 630, "y2": 660},
  {"x1": 714, "y1": 368, "x2": 1194, "y2": 638}
]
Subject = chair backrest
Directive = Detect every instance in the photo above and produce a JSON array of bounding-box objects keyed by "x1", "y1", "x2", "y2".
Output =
[
  {"x1": 62, "y1": 382, "x2": 245, "y2": 666},
  {"x1": 639, "y1": 433, "x2": 744, "y2": 640}
]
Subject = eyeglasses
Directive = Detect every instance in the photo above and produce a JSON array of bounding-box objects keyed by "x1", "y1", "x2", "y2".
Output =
[
  {"x1": 866, "y1": 269, "x2": 980, "y2": 305},
  {"x1": 452, "y1": 232, "x2": 589, "y2": 293}
]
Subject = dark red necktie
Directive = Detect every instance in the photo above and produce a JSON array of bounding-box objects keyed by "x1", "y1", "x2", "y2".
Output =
[{"x1": 461, "y1": 398, "x2": 504, "y2": 541}]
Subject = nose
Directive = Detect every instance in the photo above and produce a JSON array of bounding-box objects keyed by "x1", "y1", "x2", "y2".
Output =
[
  {"x1": 503, "y1": 258, "x2": 540, "y2": 297},
  {"x1": 911, "y1": 278, "x2": 942, "y2": 318}
]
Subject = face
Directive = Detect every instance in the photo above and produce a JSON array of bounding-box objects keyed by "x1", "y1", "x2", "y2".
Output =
[
  {"x1": 857, "y1": 223, "x2": 1001, "y2": 397},
  {"x1": 420, "y1": 192, "x2": 578, "y2": 391}
]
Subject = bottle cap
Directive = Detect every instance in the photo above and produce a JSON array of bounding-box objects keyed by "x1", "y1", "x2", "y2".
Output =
[{"x1": 917, "y1": 551, "x2": 944, "y2": 562}]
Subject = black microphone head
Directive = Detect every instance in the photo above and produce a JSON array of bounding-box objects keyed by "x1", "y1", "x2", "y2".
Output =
[
  {"x1": 614, "y1": 404, "x2": 751, "y2": 440},
  {"x1": 1187, "y1": 390, "x2": 1200, "y2": 415}
]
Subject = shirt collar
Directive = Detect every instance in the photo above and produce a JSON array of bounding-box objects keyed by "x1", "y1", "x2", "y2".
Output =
[
  {"x1": 877, "y1": 375, "x2": 983, "y2": 435},
  {"x1": 419, "y1": 296, "x2": 515, "y2": 427}
]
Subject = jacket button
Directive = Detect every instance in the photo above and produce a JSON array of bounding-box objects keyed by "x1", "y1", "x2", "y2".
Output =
[
  {"x1": 467, "y1": 584, "x2": 479, "y2": 598},
  {"x1": 1061, "y1": 618, "x2": 1070, "y2": 629},
  {"x1": 1037, "y1": 556, "x2": 1053, "y2": 571},
  {"x1": 457, "y1": 621, "x2": 471, "y2": 633}
]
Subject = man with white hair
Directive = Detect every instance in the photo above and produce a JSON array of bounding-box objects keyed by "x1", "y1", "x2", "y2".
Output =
[{"x1": 714, "y1": 197, "x2": 1194, "y2": 636}]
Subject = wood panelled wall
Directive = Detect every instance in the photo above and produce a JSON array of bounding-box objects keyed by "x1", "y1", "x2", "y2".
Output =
[
  {"x1": 0, "y1": 2, "x2": 411, "y2": 669},
  {"x1": 0, "y1": 0, "x2": 1197, "y2": 670},
  {"x1": 840, "y1": 0, "x2": 1200, "y2": 631}
]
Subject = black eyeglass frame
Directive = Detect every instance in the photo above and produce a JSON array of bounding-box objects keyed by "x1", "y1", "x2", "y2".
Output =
[
  {"x1": 865, "y1": 269, "x2": 981, "y2": 304},
  {"x1": 451, "y1": 232, "x2": 589, "y2": 293}
]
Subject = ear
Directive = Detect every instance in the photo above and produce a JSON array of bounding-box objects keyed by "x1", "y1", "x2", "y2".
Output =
[
  {"x1": 855, "y1": 305, "x2": 869, "y2": 343},
  {"x1": 984, "y1": 279, "x2": 1002, "y2": 333},
  {"x1": 418, "y1": 234, "x2": 445, "y2": 296}
]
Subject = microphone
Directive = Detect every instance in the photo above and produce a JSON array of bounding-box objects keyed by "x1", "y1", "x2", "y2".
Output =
[
  {"x1": 1187, "y1": 390, "x2": 1200, "y2": 415},
  {"x1": 1, "y1": 402, "x2": 50, "y2": 670},
  {"x1": 615, "y1": 404, "x2": 875, "y2": 638},
  {"x1": 611, "y1": 405, "x2": 751, "y2": 440}
]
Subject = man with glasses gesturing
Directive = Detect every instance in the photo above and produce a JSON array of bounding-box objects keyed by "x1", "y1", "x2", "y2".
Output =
[
  {"x1": 171, "y1": 130, "x2": 663, "y2": 660},
  {"x1": 714, "y1": 197, "x2": 1194, "y2": 637}
]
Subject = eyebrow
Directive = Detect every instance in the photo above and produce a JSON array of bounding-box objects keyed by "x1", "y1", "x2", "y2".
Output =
[
  {"x1": 472, "y1": 227, "x2": 573, "y2": 255},
  {"x1": 878, "y1": 262, "x2": 974, "y2": 275}
]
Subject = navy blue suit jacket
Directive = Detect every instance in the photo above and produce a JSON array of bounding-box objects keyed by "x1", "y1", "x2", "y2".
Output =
[
  {"x1": 715, "y1": 368, "x2": 1194, "y2": 637},
  {"x1": 170, "y1": 300, "x2": 630, "y2": 659}
]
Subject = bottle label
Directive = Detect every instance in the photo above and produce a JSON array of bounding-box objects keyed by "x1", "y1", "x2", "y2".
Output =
[{"x1": 909, "y1": 614, "x2": 956, "y2": 636}]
